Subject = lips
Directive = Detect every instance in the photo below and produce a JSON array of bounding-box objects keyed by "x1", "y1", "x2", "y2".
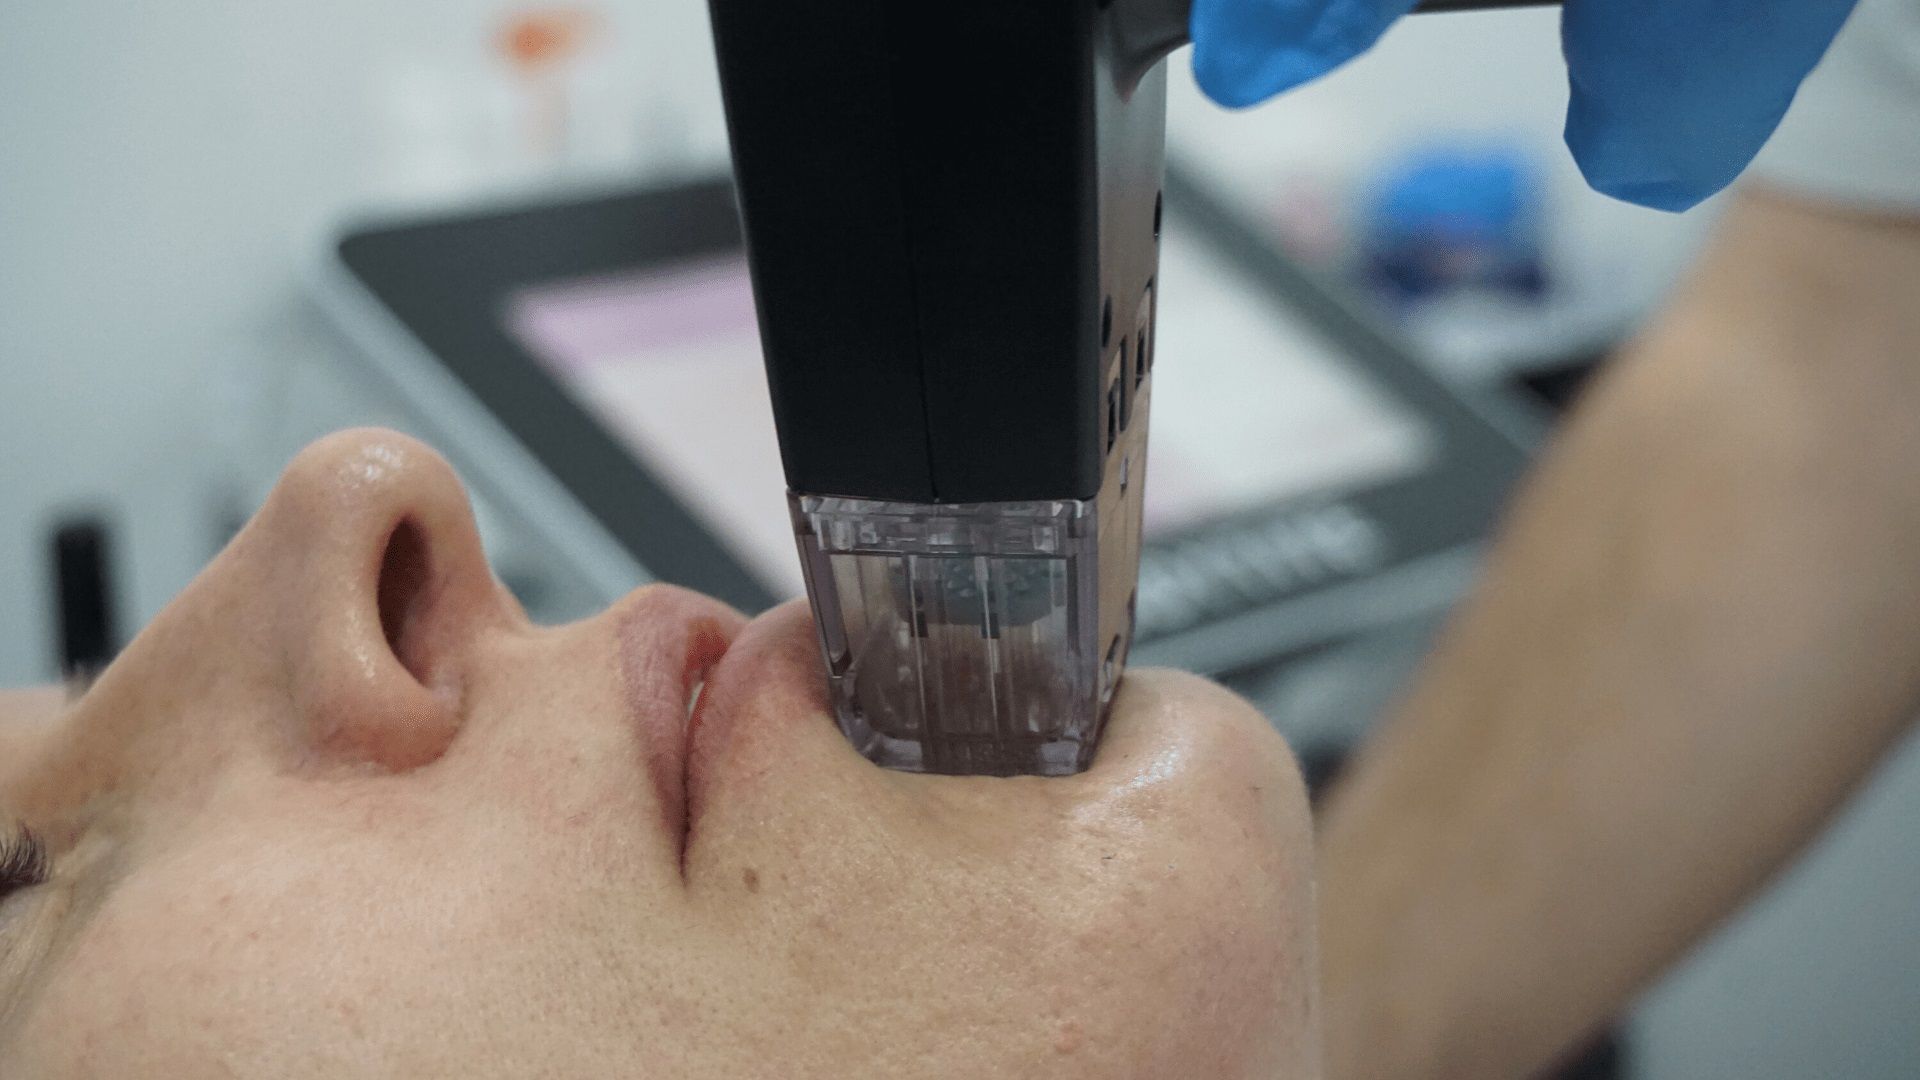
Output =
[
  {"x1": 611, "y1": 585, "x2": 748, "y2": 858},
  {"x1": 597, "y1": 583, "x2": 851, "y2": 878}
]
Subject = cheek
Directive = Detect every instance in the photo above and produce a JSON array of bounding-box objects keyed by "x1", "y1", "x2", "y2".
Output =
[
  {"x1": 1027, "y1": 811, "x2": 1315, "y2": 1078},
  {"x1": 10, "y1": 845, "x2": 449, "y2": 1077},
  {"x1": 7, "y1": 809, "x2": 613, "y2": 1078},
  {"x1": 689, "y1": 789, "x2": 1315, "y2": 1080},
  {"x1": 1032, "y1": 760, "x2": 1319, "y2": 1076}
]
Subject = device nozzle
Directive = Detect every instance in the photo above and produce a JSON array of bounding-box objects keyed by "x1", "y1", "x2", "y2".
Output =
[{"x1": 791, "y1": 493, "x2": 1121, "y2": 777}]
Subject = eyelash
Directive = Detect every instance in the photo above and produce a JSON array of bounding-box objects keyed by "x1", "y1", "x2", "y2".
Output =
[{"x1": 0, "y1": 826, "x2": 52, "y2": 901}]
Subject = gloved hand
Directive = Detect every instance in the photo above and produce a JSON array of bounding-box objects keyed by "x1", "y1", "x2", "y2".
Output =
[{"x1": 1189, "y1": 0, "x2": 1861, "y2": 211}]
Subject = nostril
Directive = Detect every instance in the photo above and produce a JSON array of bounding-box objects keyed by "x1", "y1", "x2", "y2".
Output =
[
  {"x1": 377, "y1": 518, "x2": 436, "y2": 683},
  {"x1": 290, "y1": 508, "x2": 482, "y2": 772},
  {"x1": 268, "y1": 432, "x2": 502, "y2": 772}
]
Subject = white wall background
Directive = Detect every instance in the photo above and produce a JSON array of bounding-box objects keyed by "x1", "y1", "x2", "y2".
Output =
[
  {"x1": 0, "y1": 0, "x2": 730, "y2": 679},
  {"x1": 0, "y1": 2, "x2": 1914, "y2": 1075}
]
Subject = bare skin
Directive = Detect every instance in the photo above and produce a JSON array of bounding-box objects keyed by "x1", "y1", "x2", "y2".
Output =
[
  {"x1": 1319, "y1": 189, "x2": 1920, "y2": 1079},
  {"x1": 0, "y1": 429, "x2": 1319, "y2": 1079}
]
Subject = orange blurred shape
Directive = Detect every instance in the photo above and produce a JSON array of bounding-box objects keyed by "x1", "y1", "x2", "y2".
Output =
[{"x1": 499, "y1": 7, "x2": 602, "y2": 74}]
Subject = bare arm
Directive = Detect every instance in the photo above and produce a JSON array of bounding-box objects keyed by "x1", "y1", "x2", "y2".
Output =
[{"x1": 1318, "y1": 189, "x2": 1920, "y2": 1080}]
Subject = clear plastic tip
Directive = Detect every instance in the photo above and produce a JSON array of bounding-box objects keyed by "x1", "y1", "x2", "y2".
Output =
[{"x1": 791, "y1": 493, "x2": 1120, "y2": 776}]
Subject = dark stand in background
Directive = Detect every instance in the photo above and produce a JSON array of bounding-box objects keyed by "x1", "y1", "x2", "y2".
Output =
[
  {"x1": 51, "y1": 517, "x2": 120, "y2": 684},
  {"x1": 1517, "y1": 352, "x2": 1607, "y2": 412}
]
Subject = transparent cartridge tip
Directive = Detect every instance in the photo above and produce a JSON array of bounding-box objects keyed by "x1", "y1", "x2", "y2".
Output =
[{"x1": 792, "y1": 493, "x2": 1130, "y2": 777}]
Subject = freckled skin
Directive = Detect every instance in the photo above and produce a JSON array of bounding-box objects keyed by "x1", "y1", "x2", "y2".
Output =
[{"x1": 0, "y1": 430, "x2": 1320, "y2": 1079}]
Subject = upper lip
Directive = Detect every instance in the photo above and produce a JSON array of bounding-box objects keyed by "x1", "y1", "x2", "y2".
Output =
[{"x1": 609, "y1": 586, "x2": 749, "y2": 867}]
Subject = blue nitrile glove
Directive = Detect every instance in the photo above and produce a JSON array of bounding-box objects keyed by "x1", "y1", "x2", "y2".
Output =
[{"x1": 1189, "y1": 0, "x2": 1861, "y2": 212}]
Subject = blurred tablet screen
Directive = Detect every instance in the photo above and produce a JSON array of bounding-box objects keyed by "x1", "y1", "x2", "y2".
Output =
[{"x1": 506, "y1": 231, "x2": 1434, "y2": 598}]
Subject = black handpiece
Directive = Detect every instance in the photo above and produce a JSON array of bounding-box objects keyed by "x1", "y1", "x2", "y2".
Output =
[{"x1": 705, "y1": 0, "x2": 1558, "y2": 776}]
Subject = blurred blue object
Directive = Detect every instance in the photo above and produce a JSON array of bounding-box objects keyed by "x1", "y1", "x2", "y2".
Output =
[
  {"x1": 1189, "y1": 0, "x2": 1861, "y2": 212},
  {"x1": 1360, "y1": 143, "x2": 1546, "y2": 305}
]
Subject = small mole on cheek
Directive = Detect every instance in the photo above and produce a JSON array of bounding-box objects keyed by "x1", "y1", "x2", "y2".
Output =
[
  {"x1": 742, "y1": 867, "x2": 760, "y2": 893},
  {"x1": 1053, "y1": 1018, "x2": 1084, "y2": 1054}
]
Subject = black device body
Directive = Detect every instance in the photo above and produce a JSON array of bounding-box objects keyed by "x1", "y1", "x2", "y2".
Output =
[
  {"x1": 707, "y1": 0, "x2": 1167, "y2": 506},
  {"x1": 706, "y1": 0, "x2": 1555, "y2": 506}
]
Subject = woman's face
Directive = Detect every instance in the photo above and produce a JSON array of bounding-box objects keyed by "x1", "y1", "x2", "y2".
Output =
[{"x1": 0, "y1": 429, "x2": 1317, "y2": 1078}]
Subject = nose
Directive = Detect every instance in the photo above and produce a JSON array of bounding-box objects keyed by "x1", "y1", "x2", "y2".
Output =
[{"x1": 247, "y1": 428, "x2": 511, "y2": 771}]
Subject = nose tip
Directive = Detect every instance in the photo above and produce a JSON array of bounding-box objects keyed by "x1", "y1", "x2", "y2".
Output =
[
  {"x1": 268, "y1": 428, "x2": 469, "y2": 527},
  {"x1": 251, "y1": 428, "x2": 507, "y2": 770}
]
